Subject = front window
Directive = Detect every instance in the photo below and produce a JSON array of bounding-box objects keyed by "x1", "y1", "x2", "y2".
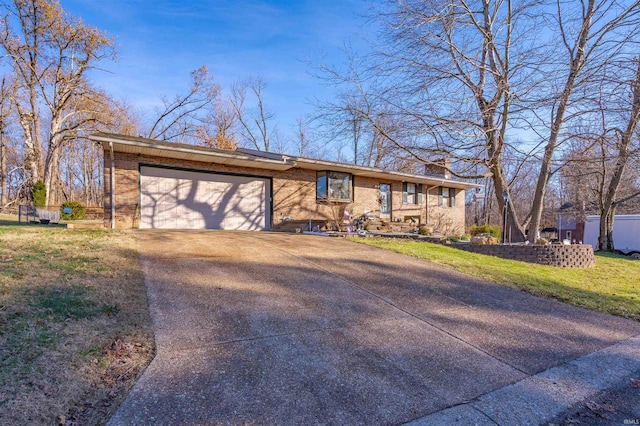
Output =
[
  {"x1": 403, "y1": 182, "x2": 423, "y2": 204},
  {"x1": 316, "y1": 173, "x2": 327, "y2": 200},
  {"x1": 316, "y1": 171, "x2": 352, "y2": 202},
  {"x1": 406, "y1": 183, "x2": 416, "y2": 204},
  {"x1": 438, "y1": 187, "x2": 456, "y2": 208}
]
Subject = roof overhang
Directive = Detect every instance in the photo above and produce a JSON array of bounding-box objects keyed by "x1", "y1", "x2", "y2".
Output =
[
  {"x1": 90, "y1": 133, "x2": 295, "y2": 171},
  {"x1": 91, "y1": 132, "x2": 480, "y2": 190},
  {"x1": 292, "y1": 157, "x2": 476, "y2": 190}
]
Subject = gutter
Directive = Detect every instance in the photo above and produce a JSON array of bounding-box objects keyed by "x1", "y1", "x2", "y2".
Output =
[
  {"x1": 425, "y1": 184, "x2": 440, "y2": 226},
  {"x1": 294, "y1": 157, "x2": 478, "y2": 190},
  {"x1": 91, "y1": 134, "x2": 296, "y2": 168}
]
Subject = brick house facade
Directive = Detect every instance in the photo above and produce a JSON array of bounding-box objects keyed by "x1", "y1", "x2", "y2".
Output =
[{"x1": 94, "y1": 133, "x2": 474, "y2": 232}]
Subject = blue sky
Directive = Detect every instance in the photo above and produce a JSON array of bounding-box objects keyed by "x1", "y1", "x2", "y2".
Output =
[{"x1": 62, "y1": 0, "x2": 371, "y2": 141}]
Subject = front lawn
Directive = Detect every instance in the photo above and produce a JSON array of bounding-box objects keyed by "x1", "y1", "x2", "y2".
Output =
[
  {"x1": 351, "y1": 237, "x2": 640, "y2": 321},
  {"x1": 0, "y1": 224, "x2": 154, "y2": 425}
]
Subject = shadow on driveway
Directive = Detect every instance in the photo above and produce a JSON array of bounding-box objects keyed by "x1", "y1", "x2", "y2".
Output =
[{"x1": 108, "y1": 231, "x2": 640, "y2": 425}]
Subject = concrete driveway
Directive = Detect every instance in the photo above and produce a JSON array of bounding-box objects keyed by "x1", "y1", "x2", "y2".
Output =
[{"x1": 109, "y1": 231, "x2": 640, "y2": 425}]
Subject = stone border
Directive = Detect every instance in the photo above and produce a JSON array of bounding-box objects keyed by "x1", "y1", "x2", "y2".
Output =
[{"x1": 456, "y1": 243, "x2": 595, "y2": 268}]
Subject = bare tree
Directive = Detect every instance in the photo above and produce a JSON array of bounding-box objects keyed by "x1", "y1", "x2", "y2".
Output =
[
  {"x1": 0, "y1": 0, "x2": 47, "y2": 184},
  {"x1": 0, "y1": 76, "x2": 13, "y2": 207},
  {"x1": 42, "y1": 33, "x2": 115, "y2": 204},
  {"x1": 193, "y1": 97, "x2": 238, "y2": 150},
  {"x1": 316, "y1": 0, "x2": 640, "y2": 242},
  {"x1": 526, "y1": 0, "x2": 640, "y2": 242},
  {"x1": 597, "y1": 59, "x2": 640, "y2": 251},
  {"x1": 294, "y1": 117, "x2": 312, "y2": 157},
  {"x1": 148, "y1": 65, "x2": 220, "y2": 144},
  {"x1": 559, "y1": 58, "x2": 640, "y2": 251},
  {"x1": 210, "y1": 98, "x2": 238, "y2": 150},
  {"x1": 316, "y1": 0, "x2": 533, "y2": 239},
  {"x1": 0, "y1": 0, "x2": 116, "y2": 205},
  {"x1": 230, "y1": 77, "x2": 276, "y2": 151},
  {"x1": 51, "y1": 91, "x2": 137, "y2": 205}
]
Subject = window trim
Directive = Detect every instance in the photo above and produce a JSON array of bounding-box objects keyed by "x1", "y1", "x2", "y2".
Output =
[{"x1": 316, "y1": 171, "x2": 353, "y2": 203}]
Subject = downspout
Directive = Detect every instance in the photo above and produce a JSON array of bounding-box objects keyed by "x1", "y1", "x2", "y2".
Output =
[
  {"x1": 109, "y1": 141, "x2": 115, "y2": 229},
  {"x1": 425, "y1": 184, "x2": 441, "y2": 226}
]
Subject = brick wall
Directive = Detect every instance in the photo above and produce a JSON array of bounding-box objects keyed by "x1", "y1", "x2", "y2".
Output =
[
  {"x1": 104, "y1": 150, "x2": 466, "y2": 231},
  {"x1": 426, "y1": 186, "x2": 465, "y2": 235},
  {"x1": 456, "y1": 243, "x2": 595, "y2": 268}
]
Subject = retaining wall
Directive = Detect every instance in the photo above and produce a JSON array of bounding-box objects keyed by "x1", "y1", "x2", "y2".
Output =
[{"x1": 456, "y1": 243, "x2": 595, "y2": 268}]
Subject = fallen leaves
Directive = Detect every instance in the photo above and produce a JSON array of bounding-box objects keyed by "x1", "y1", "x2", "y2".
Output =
[
  {"x1": 97, "y1": 339, "x2": 148, "y2": 387},
  {"x1": 585, "y1": 400, "x2": 616, "y2": 418}
]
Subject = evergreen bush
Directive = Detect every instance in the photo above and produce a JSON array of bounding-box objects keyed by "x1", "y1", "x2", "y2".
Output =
[
  {"x1": 32, "y1": 180, "x2": 46, "y2": 207},
  {"x1": 61, "y1": 201, "x2": 86, "y2": 221},
  {"x1": 469, "y1": 224, "x2": 502, "y2": 240}
]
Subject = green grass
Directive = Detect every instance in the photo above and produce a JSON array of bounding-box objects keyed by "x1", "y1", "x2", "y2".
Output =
[
  {"x1": 351, "y1": 237, "x2": 640, "y2": 321},
  {"x1": 33, "y1": 286, "x2": 102, "y2": 321},
  {"x1": 0, "y1": 225, "x2": 154, "y2": 425}
]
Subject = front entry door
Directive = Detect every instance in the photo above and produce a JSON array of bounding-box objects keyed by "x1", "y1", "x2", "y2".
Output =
[{"x1": 379, "y1": 183, "x2": 391, "y2": 217}]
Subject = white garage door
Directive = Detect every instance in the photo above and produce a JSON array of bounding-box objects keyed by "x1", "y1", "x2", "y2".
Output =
[{"x1": 139, "y1": 166, "x2": 271, "y2": 230}]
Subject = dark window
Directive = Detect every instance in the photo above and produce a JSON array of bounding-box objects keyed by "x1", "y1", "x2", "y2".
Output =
[
  {"x1": 316, "y1": 171, "x2": 352, "y2": 202},
  {"x1": 403, "y1": 183, "x2": 423, "y2": 205},
  {"x1": 316, "y1": 172, "x2": 327, "y2": 200},
  {"x1": 438, "y1": 187, "x2": 456, "y2": 208}
]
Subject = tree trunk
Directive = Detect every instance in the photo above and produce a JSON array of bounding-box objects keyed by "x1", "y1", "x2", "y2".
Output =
[
  {"x1": 490, "y1": 162, "x2": 526, "y2": 242},
  {"x1": 43, "y1": 148, "x2": 62, "y2": 207},
  {"x1": 0, "y1": 129, "x2": 6, "y2": 207},
  {"x1": 482, "y1": 102, "x2": 526, "y2": 242},
  {"x1": 43, "y1": 131, "x2": 64, "y2": 206},
  {"x1": 597, "y1": 59, "x2": 640, "y2": 251},
  {"x1": 16, "y1": 105, "x2": 42, "y2": 184},
  {"x1": 598, "y1": 208, "x2": 615, "y2": 251},
  {"x1": 527, "y1": 0, "x2": 595, "y2": 242},
  {"x1": 29, "y1": 78, "x2": 43, "y2": 175}
]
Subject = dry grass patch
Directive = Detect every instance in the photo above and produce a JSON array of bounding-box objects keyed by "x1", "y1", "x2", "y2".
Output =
[{"x1": 0, "y1": 225, "x2": 154, "y2": 425}]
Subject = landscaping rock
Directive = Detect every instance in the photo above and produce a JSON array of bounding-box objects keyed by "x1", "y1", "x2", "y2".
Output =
[
  {"x1": 418, "y1": 225, "x2": 432, "y2": 236},
  {"x1": 471, "y1": 233, "x2": 499, "y2": 245}
]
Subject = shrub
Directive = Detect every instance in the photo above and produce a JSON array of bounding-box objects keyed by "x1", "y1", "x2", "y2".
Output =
[
  {"x1": 32, "y1": 180, "x2": 46, "y2": 207},
  {"x1": 460, "y1": 234, "x2": 471, "y2": 241},
  {"x1": 469, "y1": 224, "x2": 502, "y2": 240},
  {"x1": 418, "y1": 226, "x2": 430, "y2": 236},
  {"x1": 61, "y1": 201, "x2": 86, "y2": 221}
]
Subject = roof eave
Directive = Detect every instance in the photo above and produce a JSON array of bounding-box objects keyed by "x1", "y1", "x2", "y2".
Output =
[
  {"x1": 293, "y1": 158, "x2": 480, "y2": 189},
  {"x1": 90, "y1": 133, "x2": 296, "y2": 171},
  {"x1": 91, "y1": 132, "x2": 480, "y2": 189}
]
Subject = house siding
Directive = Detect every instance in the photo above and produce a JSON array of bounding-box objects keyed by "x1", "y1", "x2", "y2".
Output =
[
  {"x1": 426, "y1": 185, "x2": 466, "y2": 235},
  {"x1": 104, "y1": 150, "x2": 466, "y2": 232}
]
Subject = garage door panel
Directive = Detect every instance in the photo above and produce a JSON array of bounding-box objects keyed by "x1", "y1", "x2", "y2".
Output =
[
  {"x1": 140, "y1": 175, "x2": 179, "y2": 229},
  {"x1": 139, "y1": 166, "x2": 270, "y2": 230},
  {"x1": 223, "y1": 181, "x2": 267, "y2": 231}
]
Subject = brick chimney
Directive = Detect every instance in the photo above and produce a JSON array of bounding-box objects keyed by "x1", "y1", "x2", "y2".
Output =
[{"x1": 424, "y1": 158, "x2": 451, "y2": 179}]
